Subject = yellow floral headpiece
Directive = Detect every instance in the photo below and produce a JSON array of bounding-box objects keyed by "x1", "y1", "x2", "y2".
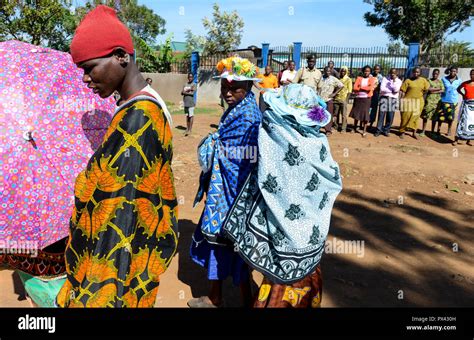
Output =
[{"x1": 215, "y1": 56, "x2": 261, "y2": 81}]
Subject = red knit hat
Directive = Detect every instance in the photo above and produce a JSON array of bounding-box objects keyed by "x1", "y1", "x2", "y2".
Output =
[{"x1": 70, "y1": 5, "x2": 134, "y2": 64}]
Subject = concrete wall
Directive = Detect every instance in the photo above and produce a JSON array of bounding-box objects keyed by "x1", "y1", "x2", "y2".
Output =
[
  {"x1": 423, "y1": 67, "x2": 472, "y2": 82},
  {"x1": 141, "y1": 72, "x2": 188, "y2": 105}
]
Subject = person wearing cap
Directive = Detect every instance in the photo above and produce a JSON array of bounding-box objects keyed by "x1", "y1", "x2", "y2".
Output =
[
  {"x1": 56, "y1": 5, "x2": 178, "y2": 308},
  {"x1": 222, "y1": 84, "x2": 342, "y2": 308},
  {"x1": 188, "y1": 56, "x2": 262, "y2": 308}
]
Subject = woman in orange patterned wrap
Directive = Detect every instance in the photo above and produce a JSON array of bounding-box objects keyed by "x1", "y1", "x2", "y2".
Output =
[{"x1": 56, "y1": 5, "x2": 178, "y2": 308}]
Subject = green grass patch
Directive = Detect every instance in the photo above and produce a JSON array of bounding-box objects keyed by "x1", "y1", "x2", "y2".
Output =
[{"x1": 170, "y1": 106, "x2": 222, "y2": 115}]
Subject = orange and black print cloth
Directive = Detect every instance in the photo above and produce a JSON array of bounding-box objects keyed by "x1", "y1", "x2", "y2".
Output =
[
  {"x1": 254, "y1": 266, "x2": 322, "y2": 308},
  {"x1": 57, "y1": 95, "x2": 178, "y2": 307}
]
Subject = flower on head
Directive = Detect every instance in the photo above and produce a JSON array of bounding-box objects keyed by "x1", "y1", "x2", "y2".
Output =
[
  {"x1": 215, "y1": 56, "x2": 258, "y2": 78},
  {"x1": 216, "y1": 61, "x2": 225, "y2": 72},
  {"x1": 240, "y1": 59, "x2": 252, "y2": 73},
  {"x1": 307, "y1": 106, "x2": 326, "y2": 123},
  {"x1": 222, "y1": 57, "x2": 233, "y2": 70}
]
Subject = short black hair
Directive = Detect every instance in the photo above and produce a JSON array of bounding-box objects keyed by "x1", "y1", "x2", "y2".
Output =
[
  {"x1": 433, "y1": 68, "x2": 440, "y2": 73},
  {"x1": 307, "y1": 54, "x2": 316, "y2": 61},
  {"x1": 362, "y1": 65, "x2": 372, "y2": 72}
]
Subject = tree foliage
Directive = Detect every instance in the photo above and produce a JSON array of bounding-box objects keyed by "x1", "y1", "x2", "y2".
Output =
[
  {"x1": 0, "y1": 0, "x2": 166, "y2": 53},
  {"x1": 202, "y1": 3, "x2": 244, "y2": 54},
  {"x1": 184, "y1": 28, "x2": 206, "y2": 58},
  {"x1": 423, "y1": 40, "x2": 474, "y2": 68},
  {"x1": 75, "y1": 0, "x2": 166, "y2": 46},
  {"x1": 363, "y1": 0, "x2": 473, "y2": 54},
  {"x1": 0, "y1": 0, "x2": 76, "y2": 51}
]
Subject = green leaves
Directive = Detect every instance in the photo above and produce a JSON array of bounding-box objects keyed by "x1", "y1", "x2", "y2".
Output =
[
  {"x1": 0, "y1": 0, "x2": 166, "y2": 53},
  {"x1": 363, "y1": 0, "x2": 473, "y2": 55},
  {"x1": 0, "y1": 0, "x2": 75, "y2": 51},
  {"x1": 202, "y1": 3, "x2": 245, "y2": 54}
]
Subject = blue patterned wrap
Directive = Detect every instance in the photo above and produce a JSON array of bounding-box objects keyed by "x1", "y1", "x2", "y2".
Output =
[
  {"x1": 193, "y1": 91, "x2": 261, "y2": 244},
  {"x1": 222, "y1": 108, "x2": 343, "y2": 284}
]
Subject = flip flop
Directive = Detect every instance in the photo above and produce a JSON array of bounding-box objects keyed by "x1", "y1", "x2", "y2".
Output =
[{"x1": 187, "y1": 296, "x2": 224, "y2": 308}]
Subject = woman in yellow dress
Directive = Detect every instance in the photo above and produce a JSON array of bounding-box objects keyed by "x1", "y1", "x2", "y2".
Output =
[{"x1": 399, "y1": 67, "x2": 430, "y2": 139}]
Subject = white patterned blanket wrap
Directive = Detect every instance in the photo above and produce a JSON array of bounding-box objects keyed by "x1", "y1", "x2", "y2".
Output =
[
  {"x1": 222, "y1": 110, "x2": 343, "y2": 284},
  {"x1": 456, "y1": 99, "x2": 474, "y2": 140}
]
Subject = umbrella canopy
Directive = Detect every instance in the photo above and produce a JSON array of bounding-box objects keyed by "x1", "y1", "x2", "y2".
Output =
[{"x1": 0, "y1": 40, "x2": 115, "y2": 250}]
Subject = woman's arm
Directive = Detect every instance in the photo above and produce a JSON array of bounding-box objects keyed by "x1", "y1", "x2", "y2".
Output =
[
  {"x1": 353, "y1": 77, "x2": 362, "y2": 92},
  {"x1": 457, "y1": 82, "x2": 466, "y2": 99}
]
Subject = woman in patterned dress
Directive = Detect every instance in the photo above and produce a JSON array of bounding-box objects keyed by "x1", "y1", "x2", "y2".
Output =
[
  {"x1": 420, "y1": 69, "x2": 444, "y2": 136},
  {"x1": 56, "y1": 5, "x2": 178, "y2": 308},
  {"x1": 223, "y1": 84, "x2": 342, "y2": 308},
  {"x1": 188, "y1": 57, "x2": 262, "y2": 308}
]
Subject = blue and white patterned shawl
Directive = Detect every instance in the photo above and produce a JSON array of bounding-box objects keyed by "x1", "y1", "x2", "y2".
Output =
[
  {"x1": 223, "y1": 108, "x2": 342, "y2": 284},
  {"x1": 194, "y1": 92, "x2": 261, "y2": 244}
]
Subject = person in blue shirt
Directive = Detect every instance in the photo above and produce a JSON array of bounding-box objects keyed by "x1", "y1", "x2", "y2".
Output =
[{"x1": 435, "y1": 66, "x2": 462, "y2": 136}]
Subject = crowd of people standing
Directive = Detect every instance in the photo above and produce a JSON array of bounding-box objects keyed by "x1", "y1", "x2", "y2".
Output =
[{"x1": 257, "y1": 55, "x2": 474, "y2": 145}]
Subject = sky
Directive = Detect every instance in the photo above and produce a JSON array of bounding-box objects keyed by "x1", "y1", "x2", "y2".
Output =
[{"x1": 133, "y1": 0, "x2": 474, "y2": 48}]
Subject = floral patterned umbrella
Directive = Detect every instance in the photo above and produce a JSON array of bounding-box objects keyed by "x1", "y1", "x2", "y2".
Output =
[{"x1": 0, "y1": 40, "x2": 115, "y2": 250}]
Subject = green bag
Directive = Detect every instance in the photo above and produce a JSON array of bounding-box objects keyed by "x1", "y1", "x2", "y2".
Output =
[{"x1": 17, "y1": 270, "x2": 66, "y2": 307}]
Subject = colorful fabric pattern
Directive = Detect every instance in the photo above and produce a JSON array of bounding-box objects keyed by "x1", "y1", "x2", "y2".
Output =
[
  {"x1": 254, "y1": 265, "x2": 322, "y2": 308},
  {"x1": 0, "y1": 249, "x2": 65, "y2": 276},
  {"x1": 0, "y1": 40, "x2": 116, "y2": 250},
  {"x1": 193, "y1": 92, "x2": 261, "y2": 244},
  {"x1": 223, "y1": 109, "x2": 342, "y2": 284},
  {"x1": 435, "y1": 102, "x2": 457, "y2": 123},
  {"x1": 456, "y1": 100, "x2": 474, "y2": 140},
  {"x1": 57, "y1": 95, "x2": 178, "y2": 308},
  {"x1": 190, "y1": 92, "x2": 260, "y2": 284},
  {"x1": 421, "y1": 79, "x2": 444, "y2": 120}
]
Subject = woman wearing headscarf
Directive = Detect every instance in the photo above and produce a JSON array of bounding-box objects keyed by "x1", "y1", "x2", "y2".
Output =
[
  {"x1": 333, "y1": 66, "x2": 352, "y2": 133},
  {"x1": 188, "y1": 56, "x2": 262, "y2": 308},
  {"x1": 349, "y1": 65, "x2": 377, "y2": 137},
  {"x1": 399, "y1": 67, "x2": 430, "y2": 139},
  {"x1": 56, "y1": 5, "x2": 178, "y2": 307},
  {"x1": 223, "y1": 84, "x2": 342, "y2": 307}
]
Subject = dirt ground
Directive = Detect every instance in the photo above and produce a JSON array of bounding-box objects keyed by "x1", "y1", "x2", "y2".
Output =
[{"x1": 1, "y1": 104, "x2": 473, "y2": 308}]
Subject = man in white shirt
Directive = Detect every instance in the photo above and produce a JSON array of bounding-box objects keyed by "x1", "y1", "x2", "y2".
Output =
[
  {"x1": 374, "y1": 68, "x2": 402, "y2": 137},
  {"x1": 280, "y1": 60, "x2": 297, "y2": 85}
]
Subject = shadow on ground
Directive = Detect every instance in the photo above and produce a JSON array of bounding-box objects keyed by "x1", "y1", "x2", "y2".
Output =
[
  {"x1": 177, "y1": 219, "x2": 259, "y2": 307},
  {"x1": 323, "y1": 189, "x2": 474, "y2": 307}
]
